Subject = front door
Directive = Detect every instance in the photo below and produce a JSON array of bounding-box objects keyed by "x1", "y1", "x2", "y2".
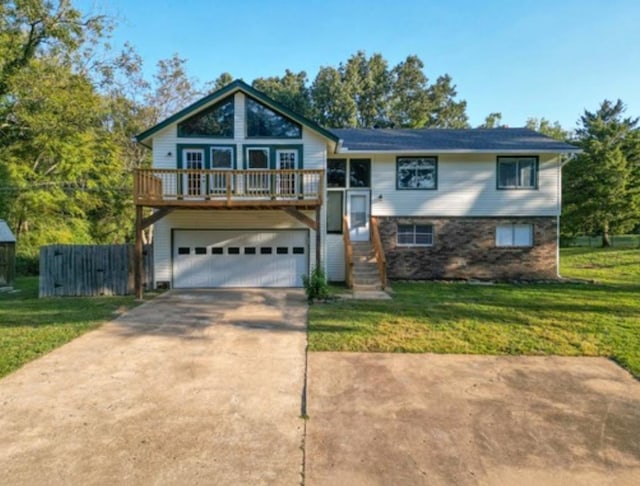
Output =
[
  {"x1": 276, "y1": 149, "x2": 298, "y2": 196},
  {"x1": 182, "y1": 149, "x2": 205, "y2": 197},
  {"x1": 347, "y1": 190, "x2": 370, "y2": 241}
]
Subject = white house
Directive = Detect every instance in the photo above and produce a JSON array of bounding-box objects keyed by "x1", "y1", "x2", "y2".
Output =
[{"x1": 133, "y1": 80, "x2": 579, "y2": 294}]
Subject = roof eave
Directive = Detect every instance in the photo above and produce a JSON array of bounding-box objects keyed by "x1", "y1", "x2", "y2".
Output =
[{"x1": 337, "y1": 148, "x2": 582, "y2": 155}]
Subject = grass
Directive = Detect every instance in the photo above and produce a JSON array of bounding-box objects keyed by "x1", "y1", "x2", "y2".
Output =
[
  {"x1": 0, "y1": 277, "x2": 143, "y2": 378},
  {"x1": 308, "y1": 246, "x2": 640, "y2": 378}
]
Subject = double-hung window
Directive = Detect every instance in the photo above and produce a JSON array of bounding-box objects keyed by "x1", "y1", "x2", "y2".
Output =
[
  {"x1": 496, "y1": 224, "x2": 533, "y2": 247},
  {"x1": 397, "y1": 224, "x2": 434, "y2": 246},
  {"x1": 210, "y1": 146, "x2": 234, "y2": 194},
  {"x1": 497, "y1": 157, "x2": 538, "y2": 189},
  {"x1": 246, "y1": 147, "x2": 270, "y2": 192}
]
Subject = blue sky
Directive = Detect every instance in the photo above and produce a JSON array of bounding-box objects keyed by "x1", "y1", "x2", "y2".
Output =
[{"x1": 78, "y1": 0, "x2": 640, "y2": 130}]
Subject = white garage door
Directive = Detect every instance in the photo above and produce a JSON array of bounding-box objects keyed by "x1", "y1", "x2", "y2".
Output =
[{"x1": 173, "y1": 230, "x2": 309, "y2": 288}]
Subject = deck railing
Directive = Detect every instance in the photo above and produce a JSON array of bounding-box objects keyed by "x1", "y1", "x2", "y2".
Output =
[
  {"x1": 134, "y1": 169, "x2": 324, "y2": 206},
  {"x1": 343, "y1": 215, "x2": 354, "y2": 288}
]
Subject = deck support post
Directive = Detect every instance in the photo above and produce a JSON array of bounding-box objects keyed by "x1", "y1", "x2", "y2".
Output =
[
  {"x1": 134, "y1": 206, "x2": 143, "y2": 300},
  {"x1": 315, "y1": 204, "x2": 321, "y2": 270}
]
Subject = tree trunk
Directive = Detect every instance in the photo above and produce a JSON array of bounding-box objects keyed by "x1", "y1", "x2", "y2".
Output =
[{"x1": 602, "y1": 222, "x2": 611, "y2": 247}]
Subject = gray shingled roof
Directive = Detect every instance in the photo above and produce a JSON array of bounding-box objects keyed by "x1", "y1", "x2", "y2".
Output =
[
  {"x1": 0, "y1": 220, "x2": 16, "y2": 243},
  {"x1": 331, "y1": 127, "x2": 578, "y2": 152}
]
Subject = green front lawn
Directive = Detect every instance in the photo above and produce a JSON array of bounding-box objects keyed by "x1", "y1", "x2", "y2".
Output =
[
  {"x1": 0, "y1": 278, "x2": 142, "y2": 378},
  {"x1": 308, "y1": 247, "x2": 640, "y2": 378}
]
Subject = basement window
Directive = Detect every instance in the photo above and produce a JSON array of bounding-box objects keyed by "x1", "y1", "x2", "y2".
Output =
[
  {"x1": 397, "y1": 224, "x2": 434, "y2": 246},
  {"x1": 496, "y1": 224, "x2": 533, "y2": 247}
]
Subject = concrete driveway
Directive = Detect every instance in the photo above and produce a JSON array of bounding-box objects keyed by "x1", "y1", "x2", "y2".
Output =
[
  {"x1": 0, "y1": 289, "x2": 308, "y2": 486},
  {"x1": 306, "y1": 353, "x2": 640, "y2": 486}
]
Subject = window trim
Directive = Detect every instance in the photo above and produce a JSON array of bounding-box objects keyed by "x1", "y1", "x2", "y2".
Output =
[
  {"x1": 396, "y1": 156, "x2": 438, "y2": 191},
  {"x1": 496, "y1": 156, "x2": 539, "y2": 190},
  {"x1": 177, "y1": 143, "x2": 236, "y2": 169},
  {"x1": 495, "y1": 223, "x2": 534, "y2": 247},
  {"x1": 396, "y1": 223, "x2": 434, "y2": 247}
]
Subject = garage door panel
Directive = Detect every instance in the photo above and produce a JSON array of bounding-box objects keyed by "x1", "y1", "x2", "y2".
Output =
[{"x1": 173, "y1": 230, "x2": 308, "y2": 288}]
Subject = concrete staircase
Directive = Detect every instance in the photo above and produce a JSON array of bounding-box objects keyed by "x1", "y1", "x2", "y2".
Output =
[{"x1": 351, "y1": 241, "x2": 384, "y2": 291}]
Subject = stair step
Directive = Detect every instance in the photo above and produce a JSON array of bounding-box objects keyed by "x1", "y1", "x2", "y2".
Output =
[{"x1": 353, "y1": 283, "x2": 383, "y2": 291}]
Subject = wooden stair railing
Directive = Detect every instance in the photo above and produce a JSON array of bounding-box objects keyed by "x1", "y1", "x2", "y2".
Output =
[
  {"x1": 370, "y1": 216, "x2": 387, "y2": 290},
  {"x1": 343, "y1": 215, "x2": 354, "y2": 289}
]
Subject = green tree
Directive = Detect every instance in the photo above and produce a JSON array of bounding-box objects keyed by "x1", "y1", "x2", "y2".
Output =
[
  {"x1": 341, "y1": 51, "x2": 391, "y2": 127},
  {"x1": 145, "y1": 53, "x2": 201, "y2": 122},
  {"x1": 426, "y1": 75, "x2": 469, "y2": 128},
  {"x1": 562, "y1": 100, "x2": 640, "y2": 246},
  {"x1": 479, "y1": 112, "x2": 502, "y2": 128},
  {"x1": 206, "y1": 72, "x2": 234, "y2": 92},
  {"x1": 388, "y1": 55, "x2": 431, "y2": 128},
  {"x1": 309, "y1": 66, "x2": 357, "y2": 128},
  {"x1": 252, "y1": 70, "x2": 311, "y2": 117},
  {"x1": 525, "y1": 117, "x2": 569, "y2": 141}
]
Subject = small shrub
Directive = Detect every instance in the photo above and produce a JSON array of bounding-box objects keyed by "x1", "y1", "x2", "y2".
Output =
[
  {"x1": 16, "y1": 255, "x2": 39, "y2": 276},
  {"x1": 302, "y1": 266, "x2": 330, "y2": 303}
]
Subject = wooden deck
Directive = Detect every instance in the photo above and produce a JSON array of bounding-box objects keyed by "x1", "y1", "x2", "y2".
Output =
[{"x1": 134, "y1": 168, "x2": 324, "y2": 209}]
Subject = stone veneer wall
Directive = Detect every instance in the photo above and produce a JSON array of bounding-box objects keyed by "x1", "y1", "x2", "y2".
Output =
[{"x1": 377, "y1": 217, "x2": 557, "y2": 281}]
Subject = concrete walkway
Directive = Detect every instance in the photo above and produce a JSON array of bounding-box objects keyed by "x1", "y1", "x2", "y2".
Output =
[
  {"x1": 0, "y1": 289, "x2": 308, "y2": 486},
  {"x1": 306, "y1": 353, "x2": 640, "y2": 486}
]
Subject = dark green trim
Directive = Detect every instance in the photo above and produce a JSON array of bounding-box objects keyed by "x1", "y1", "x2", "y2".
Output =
[
  {"x1": 242, "y1": 145, "x2": 271, "y2": 170},
  {"x1": 135, "y1": 79, "x2": 339, "y2": 144},
  {"x1": 177, "y1": 143, "x2": 237, "y2": 169},
  {"x1": 209, "y1": 144, "x2": 238, "y2": 170},
  {"x1": 395, "y1": 156, "x2": 438, "y2": 190},
  {"x1": 496, "y1": 156, "x2": 539, "y2": 190},
  {"x1": 242, "y1": 144, "x2": 303, "y2": 170},
  {"x1": 177, "y1": 143, "x2": 237, "y2": 194},
  {"x1": 273, "y1": 144, "x2": 304, "y2": 170}
]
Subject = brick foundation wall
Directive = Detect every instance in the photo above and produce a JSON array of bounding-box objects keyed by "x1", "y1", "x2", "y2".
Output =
[{"x1": 377, "y1": 217, "x2": 558, "y2": 281}]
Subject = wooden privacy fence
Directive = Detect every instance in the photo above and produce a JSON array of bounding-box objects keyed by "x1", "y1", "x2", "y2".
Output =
[{"x1": 39, "y1": 244, "x2": 153, "y2": 297}]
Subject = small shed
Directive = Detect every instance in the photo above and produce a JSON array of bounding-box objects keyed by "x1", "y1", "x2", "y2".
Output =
[{"x1": 0, "y1": 220, "x2": 16, "y2": 287}]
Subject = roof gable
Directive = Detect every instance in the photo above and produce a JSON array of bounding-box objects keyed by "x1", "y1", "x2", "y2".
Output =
[{"x1": 135, "y1": 79, "x2": 339, "y2": 145}]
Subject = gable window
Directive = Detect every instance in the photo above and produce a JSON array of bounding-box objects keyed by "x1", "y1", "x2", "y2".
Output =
[
  {"x1": 397, "y1": 157, "x2": 437, "y2": 190},
  {"x1": 327, "y1": 191, "x2": 344, "y2": 234},
  {"x1": 177, "y1": 96, "x2": 234, "y2": 138},
  {"x1": 397, "y1": 224, "x2": 434, "y2": 246},
  {"x1": 496, "y1": 224, "x2": 533, "y2": 247},
  {"x1": 246, "y1": 97, "x2": 302, "y2": 138},
  {"x1": 497, "y1": 157, "x2": 538, "y2": 189},
  {"x1": 328, "y1": 159, "x2": 347, "y2": 188}
]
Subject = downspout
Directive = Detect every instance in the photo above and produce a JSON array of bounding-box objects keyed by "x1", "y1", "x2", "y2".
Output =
[{"x1": 556, "y1": 153, "x2": 577, "y2": 278}]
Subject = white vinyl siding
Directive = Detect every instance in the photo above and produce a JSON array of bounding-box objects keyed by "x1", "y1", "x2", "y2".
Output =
[
  {"x1": 369, "y1": 153, "x2": 561, "y2": 217},
  {"x1": 326, "y1": 234, "x2": 345, "y2": 282}
]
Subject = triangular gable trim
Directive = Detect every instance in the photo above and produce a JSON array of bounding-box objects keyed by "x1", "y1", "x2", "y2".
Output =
[{"x1": 134, "y1": 79, "x2": 339, "y2": 146}]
